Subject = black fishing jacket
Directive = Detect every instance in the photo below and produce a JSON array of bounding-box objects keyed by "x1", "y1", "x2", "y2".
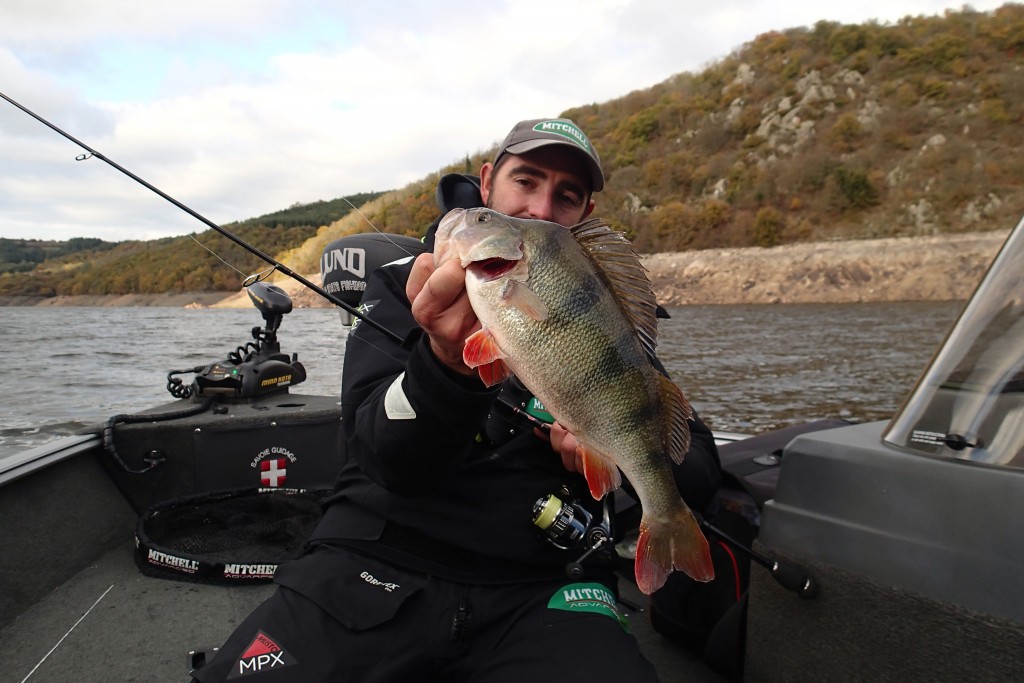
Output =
[{"x1": 310, "y1": 174, "x2": 721, "y2": 583}]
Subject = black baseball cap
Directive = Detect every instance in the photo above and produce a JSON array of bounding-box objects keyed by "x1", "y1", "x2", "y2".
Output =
[{"x1": 494, "y1": 118, "x2": 604, "y2": 192}]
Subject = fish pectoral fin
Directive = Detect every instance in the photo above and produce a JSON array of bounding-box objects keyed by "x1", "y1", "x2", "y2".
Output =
[
  {"x1": 503, "y1": 280, "x2": 548, "y2": 321},
  {"x1": 578, "y1": 443, "x2": 622, "y2": 500},
  {"x1": 462, "y1": 328, "x2": 511, "y2": 387},
  {"x1": 634, "y1": 503, "x2": 714, "y2": 595}
]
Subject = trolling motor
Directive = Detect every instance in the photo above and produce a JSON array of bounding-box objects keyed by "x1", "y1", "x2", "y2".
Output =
[
  {"x1": 108, "y1": 282, "x2": 306, "y2": 472},
  {"x1": 169, "y1": 282, "x2": 306, "y2": 400}
]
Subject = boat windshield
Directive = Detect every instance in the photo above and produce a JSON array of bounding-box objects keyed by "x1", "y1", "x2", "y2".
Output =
[{"x1": 884, "y1": 215, "x2": 1024, "y2": 467}]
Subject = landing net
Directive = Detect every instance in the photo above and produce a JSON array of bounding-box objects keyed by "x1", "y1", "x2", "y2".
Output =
[{"x1": 134, "y1": 487, "x2": 330, "y2": 584}]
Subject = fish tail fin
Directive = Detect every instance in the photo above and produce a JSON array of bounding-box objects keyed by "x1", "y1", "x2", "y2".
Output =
[{"x1": 634, "y1": 502, "x2": 714, "y2": 595}]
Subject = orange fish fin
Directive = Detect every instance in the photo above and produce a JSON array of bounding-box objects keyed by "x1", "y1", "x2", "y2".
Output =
[
  {"x1": 463, "y1": 328, "x2": 505, "y2": 366},
  {"x1": 464, "y1": 327, "x2": 512, "y2": 387},
  {"x1": 658, "y1": 374, "x2": 693, "y2": 465},
  {"x1": 476, "y1": 359, "x2": 512, "y2": 386},
  {"x1": 578, "y1": 443, "x2": 622, "y2": 500},
  {"x1": 463, "y1": 328, "x2": 510, "y2": 387},
  {"x1": 634, "y1": 503, "x2": 714, "y2": 595},
  {"x1": 503, "y1": 280, "x2": 548, "y2": 321}
]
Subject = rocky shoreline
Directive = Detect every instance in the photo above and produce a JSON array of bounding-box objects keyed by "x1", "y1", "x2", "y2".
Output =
[
  {"x1": 0, "y1": 291, "x2": 230, "y2": 308},
  {"x1": 1, "y1": 231, "x2": 1007, "y2": 308},
  {"x1": 645, "y1": 230, "x2": 1007, "y2": 306}
]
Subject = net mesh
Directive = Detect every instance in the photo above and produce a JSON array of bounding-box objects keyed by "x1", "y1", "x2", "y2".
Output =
[{"x1": 136, "y1": 488, "x2": 331, "y2": 583}]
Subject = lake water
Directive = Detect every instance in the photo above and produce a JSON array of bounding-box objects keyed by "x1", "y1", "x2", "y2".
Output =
[{"x1": 0, "y1": 301, "x2": 963, "y2": 458}]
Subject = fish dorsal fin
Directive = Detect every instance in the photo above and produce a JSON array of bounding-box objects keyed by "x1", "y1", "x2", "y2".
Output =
[
  {"x1": 658, "y1": 374, "x2": 693, "y2": 465},
  {"x1": 570, "y1": 218, "x2": 658, "y2": 358}
]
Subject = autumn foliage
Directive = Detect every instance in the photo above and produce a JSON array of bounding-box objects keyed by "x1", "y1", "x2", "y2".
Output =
[{"x1": 4, "y1": 5, "x2": 1024, "y2": 298}]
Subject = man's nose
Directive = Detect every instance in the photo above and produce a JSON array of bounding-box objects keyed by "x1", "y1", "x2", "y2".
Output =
[{"x1": 527, "y1": 193, "x2": 555, "y2": 222}]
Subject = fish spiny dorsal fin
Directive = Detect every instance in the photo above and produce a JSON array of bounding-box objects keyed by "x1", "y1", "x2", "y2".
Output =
[
  {"x1": 569, "y1": 218, "x2": 658, "y2": 358},
  {"x1": 658, "y1": 374, "x2": 693, "y2": 465}
]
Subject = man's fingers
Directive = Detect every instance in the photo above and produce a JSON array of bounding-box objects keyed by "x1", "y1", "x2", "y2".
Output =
[
  {"x1": 406, "y1": 255, "x2": 479, "y2": 374},
  {"x1": 406, "y1": 253, "x2": 435, "y2": 304},
  {"x1": 548, "y1": 423, "x2": 580, "y2": 473},
  {"x1": 411, "y1": 258, "x2": 467, "y2": 319}
]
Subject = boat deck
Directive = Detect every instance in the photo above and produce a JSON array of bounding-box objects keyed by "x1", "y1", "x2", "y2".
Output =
[{"x1": 6, "y1": 541, "x2": 722, "y2": 682}]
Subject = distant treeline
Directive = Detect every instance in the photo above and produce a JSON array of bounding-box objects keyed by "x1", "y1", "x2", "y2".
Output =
[
  {"x1": 0, "y1": 192, "x2": 382, "y2": 296},
  {"x1": 233, "y1": 194, "x2": 382, "y2": 230},
  {"x1": 0, "y1": 237, "x2": 116, "y2": 274},
  {"x1": 5, "y1": 5, "x2": 1024, "y2": 298}
]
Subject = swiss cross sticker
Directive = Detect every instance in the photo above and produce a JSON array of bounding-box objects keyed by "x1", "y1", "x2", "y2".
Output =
[{"x1": 260, "y1": 458, "x2": 287, "y2": 487}]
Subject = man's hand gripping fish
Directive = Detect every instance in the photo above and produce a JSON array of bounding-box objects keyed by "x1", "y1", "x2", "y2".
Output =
[{"x1": 433, "y1": 207, "x2": 714, "y2": 594}]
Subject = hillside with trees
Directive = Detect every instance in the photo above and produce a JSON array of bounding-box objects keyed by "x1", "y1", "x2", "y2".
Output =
[
  {"x1": 0, "y1": 193, "x2": 381, "y2": 297},
  {"x1": 313, "y1": 3, "x2": 1023, "y2": 268},
  {"x1": 3, "y1": 4, "x2": 1023, "y2": 299},
  {"x1": 0, "y1": 238, "x2": 114, "y2": 274}
]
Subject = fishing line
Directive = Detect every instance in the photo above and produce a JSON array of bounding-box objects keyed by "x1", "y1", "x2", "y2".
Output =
[
  {"x1": 20, "y1": 584, "x2": 115, "y2": 682},
  {"x1": 220, "y1": 105, "x2": 416, "y2": 261},
  {"x1": 1, "y1": 90, "x2": 537, "y2": 424},
  {"x1": 186, "y1": 233, "x2": 249, "y2": 278},
  {"x1": 8, "y1": 92, "x2": 801, "y2": 596},
  {"x1": 0, "y1": 89, "x2": 405, "y2": 346}
]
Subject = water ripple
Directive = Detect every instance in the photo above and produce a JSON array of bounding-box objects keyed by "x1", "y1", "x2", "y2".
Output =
[{"x1": 1, "y1": 302, "x2": 961, "y2": 457}]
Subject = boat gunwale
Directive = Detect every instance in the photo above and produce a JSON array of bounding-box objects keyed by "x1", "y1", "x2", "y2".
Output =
[{"x1": 0, "y1": 432, "x2": 102, "y2": 487}]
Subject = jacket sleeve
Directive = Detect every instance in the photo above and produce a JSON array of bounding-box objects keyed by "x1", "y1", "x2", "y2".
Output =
[{"x1": 340, "y1": 258, "x2": 499, "y2": 496}]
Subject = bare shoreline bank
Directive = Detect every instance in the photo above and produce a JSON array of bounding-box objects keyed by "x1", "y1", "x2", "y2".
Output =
[
  {"x1": 646, "y1": 229, "x2": 1007, "y2": 306},
  {"x1": 0, "y1": 291, "x2": 231, "y2": 308},
  {"x1": 1, "y1": 230, "x2": 1007, "y2": 309}
]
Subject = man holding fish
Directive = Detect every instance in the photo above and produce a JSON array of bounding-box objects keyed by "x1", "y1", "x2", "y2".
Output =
[{"x1": 195, "y1": 118, "x2": 721, "y2": 682}]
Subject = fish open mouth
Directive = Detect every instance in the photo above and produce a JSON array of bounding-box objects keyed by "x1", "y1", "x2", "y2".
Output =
[{"x1": 469, "y1": 257, "x2": 518, "y2": 282}]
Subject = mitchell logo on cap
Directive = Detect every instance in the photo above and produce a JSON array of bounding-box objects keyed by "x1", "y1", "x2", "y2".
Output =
[
  {"x1": 533, "y1": 120, "x2": 592, "y2": 152},
  {"x1": 498, "y1": 117, "x2": 604, "y2": 191}
]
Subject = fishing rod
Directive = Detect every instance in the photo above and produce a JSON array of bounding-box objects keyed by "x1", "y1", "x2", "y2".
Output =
[
  {"x1": 0, "y1": 90, "x2": 407, "y2": 346},
  {"x1": 700, "y1": 518, "x2": 817, "y2": 598},
  {"x1": 7, "y1": 92, "x2": 823, "y2": 598},
  {"x1": 2, "y1": 91, "x2": 572, "y2": 433}
]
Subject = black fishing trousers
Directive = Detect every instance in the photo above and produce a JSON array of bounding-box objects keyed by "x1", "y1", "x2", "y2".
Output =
[{"x1": 192, "y1": 543, "x2": 658, "y2": 683}]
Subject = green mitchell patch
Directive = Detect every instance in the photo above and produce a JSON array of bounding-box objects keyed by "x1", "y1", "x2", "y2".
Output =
[
  {"x1": 548, "y1": 582, "x2": 629, "y2": 630},
  {"x1": 525, "y1": 397, "x2": 553, "y2": 424},
  {"x1": 533, "y1": 121, "x2": 593, "y2": 153}
]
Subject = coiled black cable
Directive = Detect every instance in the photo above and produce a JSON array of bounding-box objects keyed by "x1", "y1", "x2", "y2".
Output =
[
  {"x1": 166, "y1": 365, "x2": 207, "y2": 399},
  {"x1": 227, "y1": 340, "x2": 261, "y2": 364}
]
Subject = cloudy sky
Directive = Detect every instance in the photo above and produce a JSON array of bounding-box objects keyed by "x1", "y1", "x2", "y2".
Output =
[{"x1": 1, "y1": 0, "x2": 1008, "y2": 242}]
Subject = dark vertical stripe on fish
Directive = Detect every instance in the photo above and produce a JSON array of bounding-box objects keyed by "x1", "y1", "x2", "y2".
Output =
[{"x1": 562, "y1": 273, "x2": 603, "y2": 317}]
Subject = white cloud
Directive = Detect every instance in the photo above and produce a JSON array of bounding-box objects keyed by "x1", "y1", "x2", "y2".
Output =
[{"x1": 0, "y1": 0, "x2": 1009, "y2": 241}]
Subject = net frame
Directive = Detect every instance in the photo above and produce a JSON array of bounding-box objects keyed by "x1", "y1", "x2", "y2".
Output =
[{"x1": 134, "y1": 487, "x2": 330, "y2": 584}]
